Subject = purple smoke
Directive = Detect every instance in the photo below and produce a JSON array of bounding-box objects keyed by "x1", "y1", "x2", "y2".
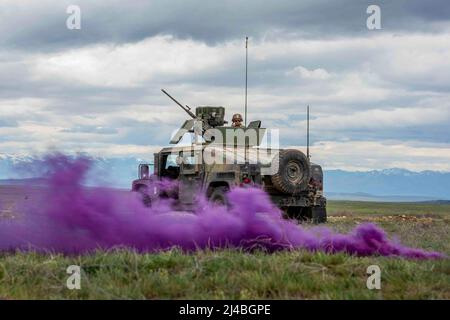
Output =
[{"x1": 0, "y1": 155, "x2": 443, "y2": 259}]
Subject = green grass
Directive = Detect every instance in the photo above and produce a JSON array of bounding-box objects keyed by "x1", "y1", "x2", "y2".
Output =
[
  {"x1": 0, "y1": 201, "x2": 449, "y2": 300},
  {"x1": 328, "y1": 200, "x2": 450, "y2": 217}
]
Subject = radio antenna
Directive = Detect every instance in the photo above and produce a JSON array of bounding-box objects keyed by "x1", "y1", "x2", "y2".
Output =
[
  {"x1": 307, "y1": 105, "x2": 310, "y2": 160},
  {"x1": 244, "y1": 36, "x2": 248, "y2": 127}
]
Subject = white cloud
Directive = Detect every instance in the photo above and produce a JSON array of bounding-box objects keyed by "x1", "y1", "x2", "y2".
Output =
[
  {"x1": 302, "y1": 140, "x2": 450, "y2": 172},
  {"x1": 1, "y1": 31, "x2": 450, "y2": 171},
  {"x1": 294, "y1": 105, "x2": 450, "y2": 131},
  {"x1": 286, "y1": 66, "x2": 331, "y2": 80},
  {"x1": 31, "y1": 35, "x2": 238, "y2": 87},
  {"x1": 0, "y1": 140, "x2": 160, "y2": 159}
]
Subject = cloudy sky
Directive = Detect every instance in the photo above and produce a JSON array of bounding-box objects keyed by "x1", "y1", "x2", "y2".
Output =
[{"x1": 0, "y1": 0, "x2": 449, "y2": 171}]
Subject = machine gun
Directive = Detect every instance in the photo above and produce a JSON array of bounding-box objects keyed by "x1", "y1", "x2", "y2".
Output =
[
  {"x1": 161, "y1": 89, "x2": 227, "y2": 144},
  {"x1": 161, "y1": 89, "x2": 197, "y2": 120}
]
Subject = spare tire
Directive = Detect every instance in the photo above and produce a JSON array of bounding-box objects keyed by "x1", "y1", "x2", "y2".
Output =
[{"x1": 271, "y1": 149, "x2": 310, "y2": 194}]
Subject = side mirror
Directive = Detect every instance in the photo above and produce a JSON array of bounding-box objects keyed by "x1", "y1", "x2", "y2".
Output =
[
  {"x1": 139, "y1": 164, "x2": 150, "y2": 179},
  {"x1": 247, "y1": 120, "x2": 261, "y2": 128}
]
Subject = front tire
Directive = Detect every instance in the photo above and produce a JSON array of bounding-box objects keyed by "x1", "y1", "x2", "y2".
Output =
[{"x1": 137, "y1": 185, "x2": 152, "y2": 207}]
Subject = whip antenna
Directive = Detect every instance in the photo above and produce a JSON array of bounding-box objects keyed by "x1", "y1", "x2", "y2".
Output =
[
  {"x1": 245, "y1": 36, "x2": 248, "y2": 127},
  {"x1": 307, "y1": 105, "x2": 310, "y2": 160}
]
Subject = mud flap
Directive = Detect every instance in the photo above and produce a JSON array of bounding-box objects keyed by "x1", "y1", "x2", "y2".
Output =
[
  {"x1": 312, "y1": 206, "x2": 327, "y2": 224},
  {"x1": 285, "y1": 206, "x2": 327, "y2": 223}
]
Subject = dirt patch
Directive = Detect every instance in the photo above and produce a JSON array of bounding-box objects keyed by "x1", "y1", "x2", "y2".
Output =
[
  {"x1": 0, "y1": 185, "x2": 45, "y2": 218},
  {"x1": 328, "y1": 215, "x2": 439, "y2": 224}
]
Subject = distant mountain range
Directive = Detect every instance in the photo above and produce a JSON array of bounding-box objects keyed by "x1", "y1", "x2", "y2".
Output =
[
  {"x1": 325, "y1": 192, "x2": 444, "y2": 202},
  {"x1": 1, "y1": 155, "x2": 449, "y2": 201},
  {"x1": 0, "y1": 154, "x2": 152, "y2": 189},
  {"x1": 325, "y1": 169, "x2": 450, "y2": 201}
]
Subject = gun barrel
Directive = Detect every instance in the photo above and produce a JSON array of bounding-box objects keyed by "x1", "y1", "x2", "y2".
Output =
[{"x1": 161, "y1": 89, "x2": 196, "y2": 119}]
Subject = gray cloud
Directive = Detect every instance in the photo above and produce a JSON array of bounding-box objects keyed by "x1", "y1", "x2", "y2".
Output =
[
  {"x1": 0, "y1": 1, "x2": 449, "y2": 171},
  {"x1": 1, "y1": 0, "x2": 450, "y2": 51},
  {"x1": 0, "y1": 115, "x2": 19, "y2": 128},
  {"x1": 60, "y1": 125, "x2": 118, "y2": 134}
]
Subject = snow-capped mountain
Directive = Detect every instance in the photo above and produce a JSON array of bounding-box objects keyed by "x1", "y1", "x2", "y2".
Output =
[
  {"x1": 0, "y1": 154, "x2": 152, "y2": 189},
  {"x1": 325, "y1": 169, "x2": 450, "y2": 200},
  {"x1": 1, "y1": 154, "x2": 449, "y2": 199}
]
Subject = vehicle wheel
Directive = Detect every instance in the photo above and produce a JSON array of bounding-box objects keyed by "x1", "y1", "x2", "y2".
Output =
[
  {"x1": 209, "y1": 186, "x2": 229, "y2": 206},
  {"x1": 137, "y1": 185, "x2": 152, "y2": 207},
  {"x1": 312, "y1": 206, "x2": 327, "y2": 223},
  {"x1": 271, "y1": 149, "x2": 310, "y2": 194}
]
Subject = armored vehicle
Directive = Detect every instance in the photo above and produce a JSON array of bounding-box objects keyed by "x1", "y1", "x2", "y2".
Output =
[{"x1": 131, "y1": 90, "x2": 326, "y2": 223}]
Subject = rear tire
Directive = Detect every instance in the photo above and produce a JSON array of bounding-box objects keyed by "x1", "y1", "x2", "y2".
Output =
[{"x1": 209, "y1": 186, "x2": 229, "y2": 206}]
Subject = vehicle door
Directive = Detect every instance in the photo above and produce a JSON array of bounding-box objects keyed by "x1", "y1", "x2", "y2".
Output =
[{"x1": 178, "y1": 150, "x2": 203, "y2": 206}]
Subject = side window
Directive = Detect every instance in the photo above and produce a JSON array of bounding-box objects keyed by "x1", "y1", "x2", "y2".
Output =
[
  {"x1": 165, "y1": 154, "x2": 179, "y2": 169},
  {"x1": 180, "y1": 151, "x2": 199, "y2": 173},
  {"x1": 161, "y1": 153, "x2": 180, "y2": 179}
]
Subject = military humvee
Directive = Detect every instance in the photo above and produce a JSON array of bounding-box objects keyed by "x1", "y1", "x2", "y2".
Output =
[{"x1": 131, "y1": 90, "x2": 326, "y2": 223}]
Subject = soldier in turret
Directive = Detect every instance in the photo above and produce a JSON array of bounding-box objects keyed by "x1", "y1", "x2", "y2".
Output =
[{"x1": 231, "y1": 113, "x2": 244, "y2": 128}]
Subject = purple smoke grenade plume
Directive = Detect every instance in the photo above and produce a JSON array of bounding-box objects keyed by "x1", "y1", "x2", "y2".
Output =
[{"x1": 0, "y1": 155, "x2": 443, "y2": 259}]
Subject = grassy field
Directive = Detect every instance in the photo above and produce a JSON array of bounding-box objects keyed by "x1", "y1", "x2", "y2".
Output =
[
  {"x1": 328, "y1": 200, "x2": 450, "y2": 216},
  {"x1": 0, "y1": 200, "x2": 449, "y2": 299}
]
